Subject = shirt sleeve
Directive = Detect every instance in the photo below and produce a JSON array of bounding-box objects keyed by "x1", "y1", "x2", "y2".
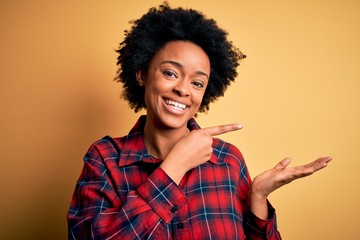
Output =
[
  {"x1": 67, "y1": 144, "x2": 187, "y2": 240},
  {"x1": 232, "y1": 144, "x2": 282, "y2": 240},
  {"x1": 244, "y1": 201, "x2": 282, "y2": 239}
]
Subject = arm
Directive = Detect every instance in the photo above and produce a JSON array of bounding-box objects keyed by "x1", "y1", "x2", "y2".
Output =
[
  {"x1": 249, "y1": 156, "x2": 332, "y2": 220},
  {"x1": 67, "y1": 144, "x2": 187, "y2": 240},
  {"x1": 160, "y1": 123, "x2": 243, "y2": 184},
  {"x1": 233, "y1": 148, "x2": 282, "y2": 239},
  {"x1": 242, "y1": 156, "x2": 332, "y2": 239}
]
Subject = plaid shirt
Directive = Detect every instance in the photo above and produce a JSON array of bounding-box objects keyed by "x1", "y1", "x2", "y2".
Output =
[{"x1": 68, "y1": 115, "x2": 281, "y2": 239}]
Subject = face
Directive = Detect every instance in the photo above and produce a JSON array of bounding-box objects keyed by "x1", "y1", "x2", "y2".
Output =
[{"x1": 137, "y1": 40, "x2": 210, "y2": 130}]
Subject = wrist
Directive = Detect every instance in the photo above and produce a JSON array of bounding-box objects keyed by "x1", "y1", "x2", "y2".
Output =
[
  {"x1": 249, "y1": 185, "x2": 269, "y2": 220},
  {"x1": 160, "y1": 159, "x2": 187, "y2": 185},
  {"x1": 250, "y1": 188, "x2": 267, "y2": 202}
]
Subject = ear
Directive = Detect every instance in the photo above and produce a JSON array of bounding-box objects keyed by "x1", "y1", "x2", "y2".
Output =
[{"x1": 136, "y1": 70, "x2": 146, "y2": 87}]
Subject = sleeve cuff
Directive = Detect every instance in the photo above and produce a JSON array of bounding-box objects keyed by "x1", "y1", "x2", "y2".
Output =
[
  {"x1": 246, "y1": 200, "x2": 278, "y2": 238},
  {"x1": 137, "y1": 167, "x2": 187, "y2": 224}
]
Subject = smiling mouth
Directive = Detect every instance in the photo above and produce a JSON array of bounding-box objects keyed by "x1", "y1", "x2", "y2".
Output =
[{"x1": 164, "y1": 99, "x2": 187, "y2": 110}]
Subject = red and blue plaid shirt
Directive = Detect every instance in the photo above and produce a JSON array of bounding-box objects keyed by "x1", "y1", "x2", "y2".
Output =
[{"x1": 68, "y1": 115, "x2": 281, "y2": 239}]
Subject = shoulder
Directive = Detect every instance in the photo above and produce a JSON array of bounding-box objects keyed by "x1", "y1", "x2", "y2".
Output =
[
  {"x1": 84, "y1": 135, "x2": 126, "y2": 164},
  {"x1": 212, "y1": 137, "x2": 246, "y2": 169}
]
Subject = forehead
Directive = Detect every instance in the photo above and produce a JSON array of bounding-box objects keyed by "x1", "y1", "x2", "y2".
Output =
[{"x1": 150, "y1": 40, "x2": 210, "y2": 73}]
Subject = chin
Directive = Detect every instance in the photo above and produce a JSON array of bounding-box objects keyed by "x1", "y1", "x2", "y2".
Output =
[{"x1": 159, "y1": 114, "x2": 191, "y2": 129}]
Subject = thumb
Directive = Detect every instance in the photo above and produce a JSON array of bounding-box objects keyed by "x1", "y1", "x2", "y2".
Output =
[{"x1": 274, "y1": 157, "x2": 292, "y2": 171}]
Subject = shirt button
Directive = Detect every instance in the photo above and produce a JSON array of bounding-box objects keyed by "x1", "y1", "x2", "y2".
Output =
[
  {"x1": 171, "y1": 206, "x2": 178, "y2": 213},
  {"x1": 177, "y1": 223, "x2": 184, "y2": 229}
]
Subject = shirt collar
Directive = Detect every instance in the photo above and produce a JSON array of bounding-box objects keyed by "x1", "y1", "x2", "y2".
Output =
[{"x1": 118, "y1": 115, "x2": 219, "y2": 167}]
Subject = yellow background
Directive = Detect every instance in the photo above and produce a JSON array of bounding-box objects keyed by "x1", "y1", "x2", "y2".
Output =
[{"x1": 1, "y1": 0, "x2": 359, "y2": 239}]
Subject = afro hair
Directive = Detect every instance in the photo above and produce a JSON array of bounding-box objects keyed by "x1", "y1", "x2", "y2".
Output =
[{"x1": 115, "y1": 2, "x2": 246, "y2": 112}]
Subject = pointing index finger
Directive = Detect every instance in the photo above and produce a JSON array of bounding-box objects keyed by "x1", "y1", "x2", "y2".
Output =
[{"x1": 203, "y1": 123, "x2": 243, "y2": 136}]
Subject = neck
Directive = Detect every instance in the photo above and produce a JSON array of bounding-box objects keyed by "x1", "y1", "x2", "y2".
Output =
[{"x1": 143, "y1": 119, "x2": 189, "y2": 160}]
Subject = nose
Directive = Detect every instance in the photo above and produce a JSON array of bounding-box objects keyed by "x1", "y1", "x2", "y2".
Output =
[{"x1": 173, "y1": 79, "x2": 190, "y2": 97}]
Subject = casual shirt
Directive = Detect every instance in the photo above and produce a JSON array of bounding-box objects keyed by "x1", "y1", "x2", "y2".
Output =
[{"x1": 67, "y1": 115, "x2": 282, "y2": 239}]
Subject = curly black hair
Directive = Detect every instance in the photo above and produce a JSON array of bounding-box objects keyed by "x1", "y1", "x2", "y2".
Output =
[{"x1": 115, "y1": 2, "x2": 246, "y2": 113}]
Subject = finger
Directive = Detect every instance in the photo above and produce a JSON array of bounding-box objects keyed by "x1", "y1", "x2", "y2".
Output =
[
  {"x1": 274, "y1": 157, "x2": 292, "y2": 171},
  {"x1": 274, "y1": 156, "x2": 333, "y2": 186},
  {"x1": 314, "y1": 156, "x2": 333, "y2": 166},
  {"x1": 203, "y1": 123, "x2": 243, "y2": 136},
  {"x1": 304, "y1": 156, "x2": 333, "y2": 173},
  {"x1": 303, "y1": 156, "x2": 333, "y2": 170},
  {"x1": 281, "y1": 156, "x2": 333, "y2": 179}
]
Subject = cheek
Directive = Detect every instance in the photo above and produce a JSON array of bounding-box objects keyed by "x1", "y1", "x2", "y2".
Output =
[
  {"x1": 196, "y1": 89, "x2": 206, "y2": 102},
  {"x1": 143, "y1": 82, "x2": 164, "y2": 104},
  {"x1": 192, "y1": 92, "x2": 206, "y2": 110}
]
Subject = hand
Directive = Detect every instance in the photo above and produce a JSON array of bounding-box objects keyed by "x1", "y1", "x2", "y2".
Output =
[
  {"x1": 249, "y1": 156, "x2": 333, "y2": 219},
  {"x1": 160, "y1": 123, "x2": 242, "y2": 184},
  {"x1": 251, "y1": 156, "x2": 333, "y2": 199}
]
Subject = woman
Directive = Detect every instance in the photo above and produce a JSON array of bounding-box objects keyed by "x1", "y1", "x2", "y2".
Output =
[{"x1": 67, "y1": 3, "x2": 332, "y2": 239}]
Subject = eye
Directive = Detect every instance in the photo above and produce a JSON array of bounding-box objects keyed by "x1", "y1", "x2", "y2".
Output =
[
  {"x1": 162, "y1": 70, "x2": 178, "y2": 78},
  {"x1": 192, "y1": 81, "x2": 205, "y2": 89}
]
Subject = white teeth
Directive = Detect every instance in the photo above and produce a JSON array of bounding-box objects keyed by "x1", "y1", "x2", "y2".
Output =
[{"x1": 165, "y1": 99, "x2": 187, "y2": 110}]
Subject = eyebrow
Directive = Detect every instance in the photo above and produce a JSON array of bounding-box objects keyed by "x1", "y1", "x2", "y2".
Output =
[{"x1": 160, "y1": 60, "x2": 209, "y2": 79}]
